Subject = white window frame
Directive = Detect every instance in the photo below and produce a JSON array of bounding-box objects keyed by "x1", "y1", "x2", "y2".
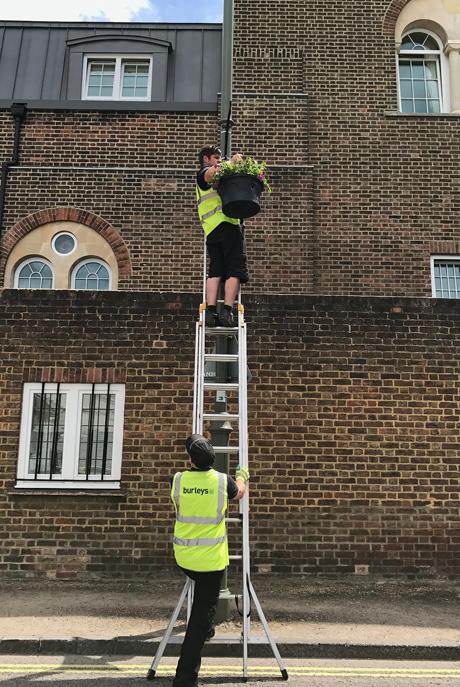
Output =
[
  {"x1": 431, "y1": 255, "x2": 460, "y2": 298},
  {"x1": 51, "y1": 231, "x2": 77, "y2": 256},
  {"x1": 82, "y1": 54, "x2": 152, "y2": 101},
  {"x1": 16, "y1": 383, "x2": 125, "y2": 489},
  {"x1": 397, "y1": 30, "x2": 450, "y2": 113},
  {"x1": 13, "y1": 257, "x2": 54, "y2": 289},
  {"x1": 71, "y1": 258, "x2": 112, "y2": 291}
]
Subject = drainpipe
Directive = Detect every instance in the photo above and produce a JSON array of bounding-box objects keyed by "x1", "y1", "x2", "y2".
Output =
[
  {"x1": 219, "y1": 0, "x2": 234, "y2": 157},
  {"x1": 0, "y1": 102, "x2": 27, "y2": 239}
]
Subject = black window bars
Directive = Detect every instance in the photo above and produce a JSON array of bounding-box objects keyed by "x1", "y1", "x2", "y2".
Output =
[
  {"x1": 81, "y1": 383, "x2": 114, "y2": 480},
  {"x1": 28, "y1": 382, "x2": 113, "y2": 481}
]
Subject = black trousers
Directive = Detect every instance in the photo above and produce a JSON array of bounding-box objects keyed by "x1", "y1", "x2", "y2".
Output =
[{"x1": 173, "y1": 567, "x2": 224, "y2": 687}]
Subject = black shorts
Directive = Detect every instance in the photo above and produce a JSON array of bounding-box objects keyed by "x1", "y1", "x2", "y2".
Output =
[{"x1": 206, "y1": 222, "x2": 249, "y2": 283}]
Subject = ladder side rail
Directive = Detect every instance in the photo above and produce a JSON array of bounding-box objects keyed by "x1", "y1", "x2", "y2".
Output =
[
  {"x1": 194, "y1": 233, "x2": 207, "y2": 435},
  {"x1": 196, "y1": 319, "x2": 205, "y2": 435},
  {"x1": 247, "y1": 578, "x2": 289, "y2": 679},
  {"x1": 239, "y1": 315, "x2": 249, "y2": 472},
  {"x1": 202, "y1": 233, "x2": 207, "y2": 302},
  {"x1": 187, "y1": 579, "x2": 195, "y2": 623},
  {"x1": 147, "y1": 578, "x2": 192, "y2": 679},
  {"x1": 239, "y1": 318, "x2": 251, "y2": 678},
  {"x1": 192, "y1": 321, "x2": 201, "y2": 434}
]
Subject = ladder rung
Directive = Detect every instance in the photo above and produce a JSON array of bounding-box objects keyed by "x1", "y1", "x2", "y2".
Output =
[
  {"x1": 213, "y1": 446, "x2": 239, "y2": 454},
  {"x1": 229, "y1": 555, "x2": 242, "y2": 560},
  {"x1": 203, "y1": 382, "x2": 239, "y2": 391},
  {"x1": 205, "y1": 327, "x2": 238, "y2": 334},
  {"x1": 226, "y1": 517, "x2": 241, "y2": 523},
  {"x1": 203, "y1": 413, "x2": 239, "y2": 421},
  {"x1": 204, "y1": 354, "x2": 239, "y2": 362},
  {"x1": 166, "y1": 635, "x2": 272, "y2": 645},
  {"x1": 208, "y1": 636, "x2": 274, "y2": 645}
]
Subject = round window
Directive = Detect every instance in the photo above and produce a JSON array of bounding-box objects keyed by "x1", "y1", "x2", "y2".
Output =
[{"x1": 52, "y1": 232, "x2": 76, "y2": 255}]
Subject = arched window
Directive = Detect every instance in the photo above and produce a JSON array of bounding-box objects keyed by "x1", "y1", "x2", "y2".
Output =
[
  {"x1": 398, "y1": 31, "x2": 444, "y2": 113},
  {"x1": 71, "y1": 259, "x2": 111, "y2": 290},
  {"x1": 14, "y1": 258, "x2": 54, "y2": 289}
]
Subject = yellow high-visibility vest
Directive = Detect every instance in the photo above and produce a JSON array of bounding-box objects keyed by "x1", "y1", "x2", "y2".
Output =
[
  {"x1": 196, "y1": 182, "x2": 239, "y2": 236},
  {"x1": 171, "y1": 469, "x2": 228, "y2": 572}
]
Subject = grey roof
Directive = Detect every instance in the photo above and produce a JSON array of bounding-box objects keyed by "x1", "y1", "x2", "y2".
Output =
[{"x1": 0, "y1": 21, "x2": 222, "y2": 108}]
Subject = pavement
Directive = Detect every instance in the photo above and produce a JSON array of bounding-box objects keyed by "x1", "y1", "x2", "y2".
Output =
[{"x1": 0, "y1": 575, "x2": 459, "y2": 660}]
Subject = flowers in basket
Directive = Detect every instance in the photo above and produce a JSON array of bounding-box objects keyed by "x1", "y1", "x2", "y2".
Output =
[{"x1": 213, "y1": 156, "x2": 272, "y2": 193}]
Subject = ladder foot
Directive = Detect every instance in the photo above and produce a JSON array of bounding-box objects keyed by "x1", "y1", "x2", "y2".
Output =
[
  {"x1": 281, "y1": 669, "x2": 289, "y2": 680},
  {"x1": 146, "y1": 669, "x2": 156, "y2": 680}
]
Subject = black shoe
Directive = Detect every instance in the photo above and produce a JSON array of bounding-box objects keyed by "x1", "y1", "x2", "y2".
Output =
[
  {"x1": 205, "y1": 627, "x2": 215, "y2": 641},
  {"x1": 204, "y1": 310, "x2": 219, "y2": 327},
  {"x1": 218, "y1": 309, "x2": 235, "y2": 327}
]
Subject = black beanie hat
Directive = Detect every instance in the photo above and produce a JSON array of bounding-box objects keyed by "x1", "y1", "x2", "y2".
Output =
[{"x1": 185, "y1": 434, "x2": 215, "y2": 469}]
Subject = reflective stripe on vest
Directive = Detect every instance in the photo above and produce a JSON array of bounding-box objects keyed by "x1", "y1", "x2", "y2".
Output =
[
  {"x1": 197, "y1": 191, "x2": 220, "y2": 206},
  {"x1": 173, "y1": 535, "x2": 227, "y2": 547},
  {"x1": 174, "y1": 471, "x2": 226, "y2": 525}
]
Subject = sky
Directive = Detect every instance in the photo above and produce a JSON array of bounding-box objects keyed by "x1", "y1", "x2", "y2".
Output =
[{"x1": 0, "y1": 0, "x2": 223, "y2": 23}]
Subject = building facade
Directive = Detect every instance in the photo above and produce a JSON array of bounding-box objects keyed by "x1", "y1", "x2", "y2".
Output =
[{"x1": 0, "y1": 0, "x2": 459, "y2": 579}]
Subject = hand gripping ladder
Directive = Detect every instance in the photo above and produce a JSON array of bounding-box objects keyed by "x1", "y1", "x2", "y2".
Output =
[{"x1": 146, "y1": 240, "x2": 288, "y2": 682}]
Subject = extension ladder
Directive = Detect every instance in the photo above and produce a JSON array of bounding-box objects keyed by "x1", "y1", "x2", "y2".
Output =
[{"x1": 146, "y1": 240, "x2": 288, "y2": 682}]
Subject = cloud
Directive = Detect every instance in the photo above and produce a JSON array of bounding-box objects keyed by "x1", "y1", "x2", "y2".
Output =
[{"x1": 0, "y1": 0, "x2": 157, "y2": 22}]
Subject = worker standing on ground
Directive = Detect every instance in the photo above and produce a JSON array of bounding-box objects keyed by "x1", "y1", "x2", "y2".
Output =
[
  {"x1": 171, "y1": 434, "x2": 249, "y2": 687},
  {"x1": 196, "y1": 145, "x2": 249, "y2": 328}
]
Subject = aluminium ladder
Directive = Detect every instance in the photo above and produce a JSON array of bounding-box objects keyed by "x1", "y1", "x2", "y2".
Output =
[{"x1": 146, "y1": 240, "x2": 288, "y2": 682}]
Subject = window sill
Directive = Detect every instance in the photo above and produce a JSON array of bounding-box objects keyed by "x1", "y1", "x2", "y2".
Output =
[
  {"x1": 385, "y1": 111, "x2": 460, "y2": 118},
  {"x1": 14, "y1": 480, "x2": 122, "y2": 492},
  {"x1": 12, "y1": 489, "x2": 125, "y2": 499}
]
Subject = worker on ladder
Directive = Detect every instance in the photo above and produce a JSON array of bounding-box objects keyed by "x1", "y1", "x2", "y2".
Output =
[
  {"x1": 196, "y1": 145, "x2": 249, "y2": 328},
  {"x1": 171, "y1": 434, "x2": 249, "y2": 687}
]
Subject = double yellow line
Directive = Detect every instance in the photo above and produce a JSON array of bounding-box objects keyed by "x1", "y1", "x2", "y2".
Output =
[{"x1": 0, "y1": 664, "x2": 459, "y2": 678}]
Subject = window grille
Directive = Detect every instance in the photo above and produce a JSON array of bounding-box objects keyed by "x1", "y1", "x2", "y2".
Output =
[
  {"x1": 432, "y1": 260, "x2": 460, "y2": 298},
  {"x1": 122, "y1": 62, "x2": 149, "y2": 98},
  {"x1": 86, "y1": 61, "x2": 116, "y2": 98},
  {"x1": 17, "y1": 383, "x2": 124, "y2": 489},
  {"x1": 72, "y1": 260, "x2": 111, "y2": 290},
  {"x1": 30, "y1": 382, "x2": 65, "y2": 478},
  {"x1": 79, "y1": 384, "x2": 114, "y2": 479},
  {"x1": 83, "y1": 56, "x2": 152, "y2": 101},
  {"x1": 15, "y1": 259, "x2": 53, "y2": 289}
]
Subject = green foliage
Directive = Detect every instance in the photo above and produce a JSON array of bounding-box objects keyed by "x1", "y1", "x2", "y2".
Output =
[{"x1": 214, "y1": 156, "x2": 272, "y2": 193}]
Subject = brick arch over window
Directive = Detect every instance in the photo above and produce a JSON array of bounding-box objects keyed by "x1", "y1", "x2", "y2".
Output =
[
  {"x1": 1, "y1": 207, "x2": 132, "y2": 278},
  {"x1": 383, "y1": 0, "x2": 413, "y2": 35}
]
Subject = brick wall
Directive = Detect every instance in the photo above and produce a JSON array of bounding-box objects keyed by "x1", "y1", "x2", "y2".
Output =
[
  {"x1": 0, "y1": 3, "x2": 459, "y2": 580},
  {"x1": 0, "y1": 109, "x2": 314, "y2": 294},
  {"x1": 0, "y1": 112, "x2": 14, "y2": 161},
  {"x1": 1, "y1": 2, "x2": 457, "y2": 297},
  {"x1": 232, "y1": 0, "x2": 460, "y2": 297},
  {"x1": 0, "y1": 290, "x2": 459, "y2": 579}
]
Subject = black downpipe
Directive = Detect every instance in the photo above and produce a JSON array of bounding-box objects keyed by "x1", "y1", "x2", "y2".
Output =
[
  {"x1": 0, "y1": 102, "x2": 27, "y2": 239},
  {"x1": 223, "y1": 100, "x2": 232, "y2": 160}
]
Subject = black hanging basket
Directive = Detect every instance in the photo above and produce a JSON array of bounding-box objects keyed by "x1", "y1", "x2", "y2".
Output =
[{"x1": 217, "y1": 173, "x2": 264, "y2": 219}]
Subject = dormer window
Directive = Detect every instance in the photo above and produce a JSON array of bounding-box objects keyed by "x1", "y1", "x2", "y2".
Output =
[{"x1": 82, "y1": 55, "x2": 152, "y2": 101}]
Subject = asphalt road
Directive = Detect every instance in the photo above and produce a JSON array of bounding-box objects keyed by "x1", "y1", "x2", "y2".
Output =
[{"x1": 0, "y1": 656, "x2": 459, "y2": 686}]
